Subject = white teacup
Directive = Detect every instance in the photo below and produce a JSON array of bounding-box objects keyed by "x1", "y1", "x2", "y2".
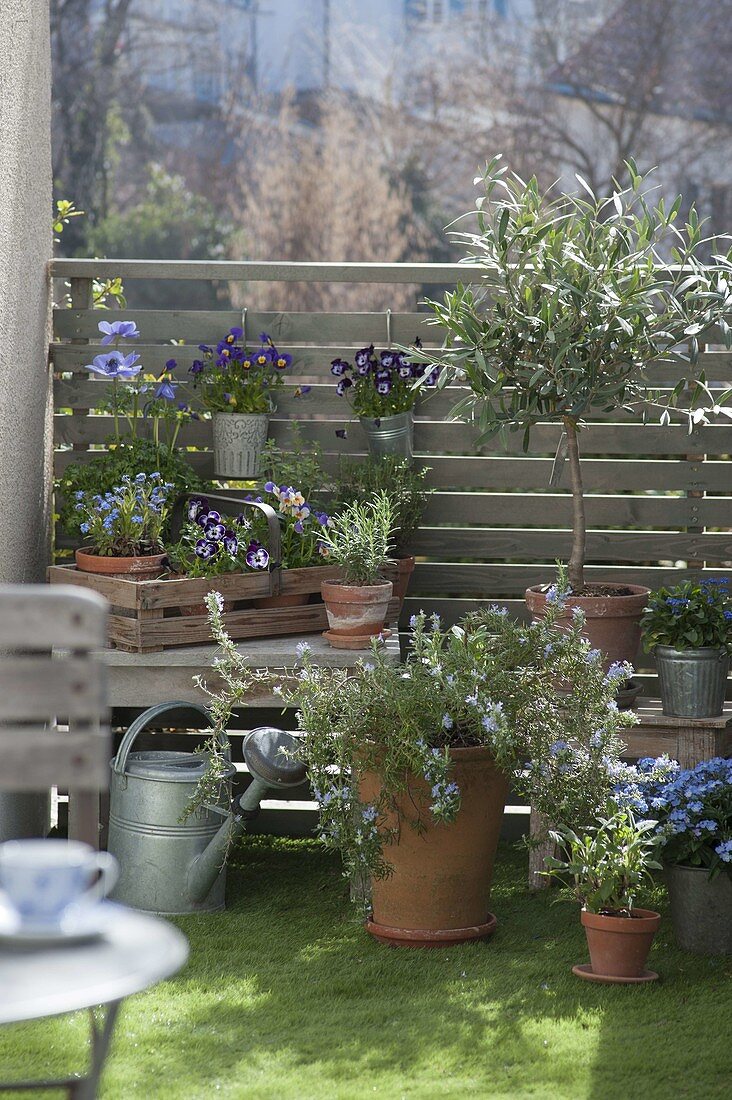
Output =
[{"x1": 0, "y1": 840, "x2": 118, "y2": 931}]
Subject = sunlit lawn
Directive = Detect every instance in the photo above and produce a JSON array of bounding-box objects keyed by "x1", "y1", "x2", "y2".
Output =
[{"x1": 0, "y1": 837, "x2": 730, "y2": 1099}]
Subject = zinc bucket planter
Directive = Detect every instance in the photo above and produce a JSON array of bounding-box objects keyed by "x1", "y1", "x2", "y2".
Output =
[
  {"x1": 360, "y1": 411, "x2": 413, "y2": 461},
  {"x1": 666, "y1": 864, "x2": 732, "y2": 955},
  {"x1": 655, "y1": 646, "x2": 729, "y2": 718},
  {"x1": 525, "y1": 585, "x2": 650, "y2": 669},
  {"x1": 361, "y1": 746, "x2": 510, "y2": 947},
  {"x1": 212, "y1": 412, "x2": 269, "y2": 479},
  {"x1": 575, "y1": 908, "x2": 661, "y2": 983},
  {"x1": 321, "y1": 580, "x2": 393, "y2": 649}
]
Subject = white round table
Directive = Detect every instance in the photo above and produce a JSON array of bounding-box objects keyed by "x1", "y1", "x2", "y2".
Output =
[{"x1": 0, "y1": 904, "x2": 188, "y2": 1098}]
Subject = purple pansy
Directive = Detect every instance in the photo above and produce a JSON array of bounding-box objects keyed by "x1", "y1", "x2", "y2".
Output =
[
  {"x1": 246, "y1": 542, "x2": 270, "y2": 570},
  {"x1": 195, "y1": 539, "x2": 219, "y2": 560},
  {"x1": 336, "y1": 377, "x2": 353, "y2": 396},
  {"x1": 330, "y1": 358, "x2": 350, "y2": 377},
  {"x1": 205, "y1": 521, "x2": 227, "y2": 541}
]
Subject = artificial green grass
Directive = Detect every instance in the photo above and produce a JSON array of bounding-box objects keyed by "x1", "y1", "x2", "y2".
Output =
[{"x1": 0, "y1": 839, "x2": 729, "y2": 1099}]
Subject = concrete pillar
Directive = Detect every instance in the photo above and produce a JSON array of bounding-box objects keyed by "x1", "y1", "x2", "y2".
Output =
[{"x1": 0, "y1": 1, "x2": 53, "y2": 583}]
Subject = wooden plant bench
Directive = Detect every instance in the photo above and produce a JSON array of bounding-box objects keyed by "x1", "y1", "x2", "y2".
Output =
[{"x1": 528, "y1": 701, "x2": 732, "y2": 889}]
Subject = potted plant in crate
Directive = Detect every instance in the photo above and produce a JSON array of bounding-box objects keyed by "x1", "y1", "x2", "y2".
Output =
[
  {"x1": 317, "y1": 491, "x2": 395, "y2": 649},
  {"x1": 165, "y1": 495, "x2": 270, "y2": 614},
  {"x1": 189, "y1": 329, "x2": 292, "y2": 479},
  {"x1": 421, "y1": 156, "x2": 732, "y2": 667},
  {"x1": 334, "y1": 457, "x2": 431, "y2": 609},
  {"x1": 330, "y1": 340, "x2": 438, "y2": 460},
  {"x1": 543, "y1": 808, "x2": 662, "y2": 983},
  {"x1": 640, "y1": 578, "x2": 732, "y2": 717},
  {"x1": 616, "y1": 755, "x2": 732, "y2": 954},
  {"x1": 74, "y1": 472, "x2": 172, "y2": 579}
]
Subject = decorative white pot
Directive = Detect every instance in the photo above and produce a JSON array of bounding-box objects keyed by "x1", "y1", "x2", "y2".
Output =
[{"x1": 212, "y1": 413, "x2": 269, "y2": 479}]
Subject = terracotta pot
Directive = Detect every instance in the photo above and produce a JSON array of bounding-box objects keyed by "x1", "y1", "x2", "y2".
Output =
[
  {"x1": 581, "y1": 908, "x2": 661, "y2": 979},
  {"x1": 525, "y1": 584, "x2": 650, "y2": 670},
  {"x1": 321, "y1": 580, "x2": 393, "y2": 647},
  {"x1": 75, "y1": 548, "x2": 167, "y2": 581},
  {"x1": 361, "y1": 745, "x2": 510, "y2": 947},
  {"x1": 254, "y1": 593, "x2": 310, "y2": 610},
  {"x1": 391, "y1": 556, "x2": 416, "y2": 610}
]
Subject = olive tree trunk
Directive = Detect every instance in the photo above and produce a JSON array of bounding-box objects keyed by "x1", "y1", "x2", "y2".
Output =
[{"x1": 563, "y1": 417, "x2": 586, "y2": 593}]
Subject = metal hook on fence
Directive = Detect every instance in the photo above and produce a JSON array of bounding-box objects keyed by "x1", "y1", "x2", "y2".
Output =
[
  {"x1": 385, "y1": 308, "x2": 392, "y2": 349},
  {"x1": 240, "y1": 306, "x2": 248, "y2": 346}
]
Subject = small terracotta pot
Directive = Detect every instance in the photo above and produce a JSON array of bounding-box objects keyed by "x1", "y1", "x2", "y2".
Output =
[
  {"x1": 361, "y1": 746, "x2": 510, "y2": 947},
  {"x1": 581, "y1": 908, "x2": 661, "y2": 979},
  {"x1": 525, "y1": 584, "x2": 650, "y2": 670},
  {"x1": 75, "y1": 548, "x2": 167, "y2": 581},
  {"x1": 254, "y1": 593, "x2": 310, "y2": 610},
  {"x1": 321, "y1": 580, "x2": 393, "y2": 645},
  {"x1": 391, "y1": 556, "x2": 416, "y2": 610}
]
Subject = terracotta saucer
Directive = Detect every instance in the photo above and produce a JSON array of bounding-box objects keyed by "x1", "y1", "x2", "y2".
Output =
[
  {"x1": 366, "y1": 912, "x2": 498, "y2": 948},
  {"x1": 322, "y1": 629, "x2": 391, "y2": 650},
  {"x1": 572, "y1": 963, "x2": 659, "y2": 984}
]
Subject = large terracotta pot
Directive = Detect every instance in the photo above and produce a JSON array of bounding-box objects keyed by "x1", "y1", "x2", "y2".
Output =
[
  {"x1": 321, "y1": 580, "x2": 393, "y2": 649},
  {"x1": 580, "y1": 908, "x2": 660, "y2": 980},
  {"x1": 360, "y1": 745, "x2": 510, "y2": 947},
  {"x1": 75, "y1": 548, "x2": 167, "y2": 581},
  {"x1": 525, "y1": 584, "x2": 650, "y2": 670}
]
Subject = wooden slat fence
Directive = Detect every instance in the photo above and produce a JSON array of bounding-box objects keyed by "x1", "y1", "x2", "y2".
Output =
[{"x1": 50, "y1": 259, "x2": 732, "y2": 695}]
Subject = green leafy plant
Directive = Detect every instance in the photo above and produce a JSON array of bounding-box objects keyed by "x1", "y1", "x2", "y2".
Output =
[
  {"x1": 315, "y1": 491, "x2": 395, "y2": 585},
  {"x1": 422, "y1": 156, "x2": 732, "y2": 592},
  {"x1": 57, "y1": 437, "x2": 206, "y2": 542},
  {"x1": 260, "y1": 425, "x2": 332, "y2": 502},
  {"x1": 641, "y1": 578, "x2": 732, "y2": 651},
  {"x1": 200, "y1": 597, "x2": 635, "y2": 900},
  {"x1": 334, "y1": 457, "x2": 431, "y2": 558},
  {"x1": 542, "y1": 808, "x2": 662, "y2": 916}
]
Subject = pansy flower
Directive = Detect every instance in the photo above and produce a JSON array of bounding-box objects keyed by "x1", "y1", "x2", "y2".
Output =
[
  {"x1": 330, "y1": 358, "x2": 350, "y2": 377},
  {"x1": 246, "y1": 541, "x2": 270, "y2": 569},
  {"x1": 336, "y1": 377, "x2": 353, "y2": 397},
  {"x1": 274, "y1": 351, "x2": 292, "y2": 370},
  {"x1": 195, "y1": 539, "x2": 219, "y2": 560},
  {"x1": 354, "y1": 345, "x2": 375, "y2": 369}
]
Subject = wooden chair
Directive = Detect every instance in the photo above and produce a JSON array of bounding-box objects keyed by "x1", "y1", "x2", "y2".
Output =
[{"x1": 0, "y1": 585, "x2": 110, "y2": 847}]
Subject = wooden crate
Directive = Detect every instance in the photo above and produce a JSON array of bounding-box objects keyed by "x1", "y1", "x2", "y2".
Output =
[{"x1": 47, "y1": 562, "x2": 401, "y2": 653}]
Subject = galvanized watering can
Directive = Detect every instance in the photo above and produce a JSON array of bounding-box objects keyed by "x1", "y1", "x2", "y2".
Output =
[{"x1": 107, "y1": 701, "x2": 306, "y2": 915}]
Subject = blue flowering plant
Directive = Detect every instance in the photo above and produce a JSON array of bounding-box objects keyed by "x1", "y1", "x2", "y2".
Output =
[
  {"x1": 74, "y1": 472, "x2": 171, "y2": 557},
  {"x1": 165, "y1": 496, "x2": 269, "y2": 579},
  {"x1": 330, "y1": 340, "x2": 438, "y2": 417},
  {"x1": 615, "y1": 756, "x2": 732, "y2": 876},
  {"x1": 640, "y1": 578, "x2": 732, "y2": 652},
  {"x1": 193, "y1": 596, "x2": 637, "y2": 901},
  {"x1": 84, "y1": 319, "x2": 142, "y2": 440},
  {"x1": 188, "y1": 329, "x2": 291, "y2": 414}
]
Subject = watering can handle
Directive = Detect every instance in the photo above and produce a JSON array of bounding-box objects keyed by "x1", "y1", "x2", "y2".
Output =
[{"x1": 112, "y1": 701, "x2": 215, "y2": 776}]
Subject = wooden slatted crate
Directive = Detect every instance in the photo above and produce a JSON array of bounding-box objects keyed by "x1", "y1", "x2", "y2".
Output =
[{"x1": 47, "y1": 562, "x2": 401, "y2": 653}]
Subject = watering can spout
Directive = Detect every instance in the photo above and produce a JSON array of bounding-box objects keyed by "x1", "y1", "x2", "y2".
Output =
[{"x1": 186, "y1": 727, "x2": 306, "y2": 906}]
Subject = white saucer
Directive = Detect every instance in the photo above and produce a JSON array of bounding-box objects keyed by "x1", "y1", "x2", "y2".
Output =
[{"x1": 0, "y1": 901, "x2": 119, "y2": 949}]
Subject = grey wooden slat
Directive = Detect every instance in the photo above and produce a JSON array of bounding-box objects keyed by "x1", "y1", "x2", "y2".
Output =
[
  {"x1": 53, "y1": 309, "x2": 439, "y2": 344},
  {"x1": 0, "y1": 585, "x2": 108, "y2": 649},
  {"x1": 421, "y1": 493, "x2": 709, "y2": 528},
  {"x1": 50, "y1": 259, "x2": 488, "y2": 283},
  {"x1": 410, "y1": 527, "x2": 732, "y2": 562},
  {"x1": 0, "y1": 731, "x2": 109, "y2": 791},
  {"x1": 410, "y1": 563, "x2": 720, "y2": 596},
  {"x1": 53, "y1": 413, "x2": 732, "y2": 458},
  {"x1": 0, "y1": 657, "x2": 107, "y2": 720},
  {"x1": 52, "y1": 448, "x2": 732, "y2": 492}
]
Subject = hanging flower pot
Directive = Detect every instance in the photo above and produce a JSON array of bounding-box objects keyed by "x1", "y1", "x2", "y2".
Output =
[
  {"x1": 359, "y1": 412, "x2": 414, "y2": 461},
  {"x1": 212, "y1": 412, "x2": 269, "y2": 480}
]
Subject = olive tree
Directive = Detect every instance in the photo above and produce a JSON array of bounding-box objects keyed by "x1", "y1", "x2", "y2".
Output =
[{"x1": 423, "y1": 157, "x2": 732, "y2": 593}]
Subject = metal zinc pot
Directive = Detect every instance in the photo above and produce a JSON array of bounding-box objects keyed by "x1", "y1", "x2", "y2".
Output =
[
  {"x1": 655, "y1": 646, "x2": 730, "y2": 718},
  {"x1": 107, "y1": 702, "x2": 234, "y2": 915},
  {"x1": 212, "y1": 412, "x2": 269, "y2": 479},
  {"x1": 666, "y1": 864, "x2": 732, "y2": 955},
  {"x1": 359, "y1": 411, "x2": 413, "y2": 461}
]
